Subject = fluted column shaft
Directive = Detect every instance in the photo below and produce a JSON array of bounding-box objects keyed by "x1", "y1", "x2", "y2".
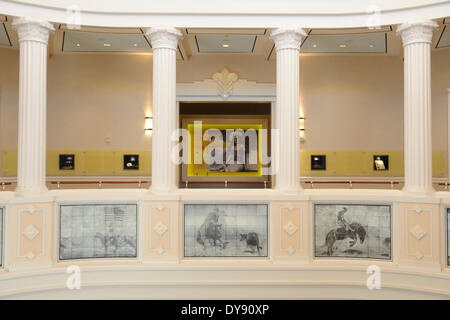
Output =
[
  {"x1": 270, "y1": 28, "x2": 306, "y2": 193},
  {"x1": 397, "y1": 21, "x2": 437, "y2": 194},
  {"x1": 12, "y1": 18, "x2": 54, "y2": 195},
  {"x1": 146, "y1": 27, "x2": 182, "y2": 193}
]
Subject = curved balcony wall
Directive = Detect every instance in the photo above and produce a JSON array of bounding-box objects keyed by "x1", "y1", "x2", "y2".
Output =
[{"x1": 0, "y1": 189, "x2": 449, "y2": 299}]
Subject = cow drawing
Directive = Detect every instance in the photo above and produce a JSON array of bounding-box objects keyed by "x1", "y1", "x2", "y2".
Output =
[{"x1": 240, "y1": 232, "x2": 262, "y2": 256}]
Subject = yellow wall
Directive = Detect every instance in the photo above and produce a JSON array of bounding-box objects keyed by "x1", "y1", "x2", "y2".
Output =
[
  {"x1": 1, "y1": 149, "x2": 446, "y2": 177},
  {"x1": 1, "y1": 150, "x2": 151, "y2": 176},
  {"x1": 300, "y1": 150, "x2": 446, "y2": 177}
]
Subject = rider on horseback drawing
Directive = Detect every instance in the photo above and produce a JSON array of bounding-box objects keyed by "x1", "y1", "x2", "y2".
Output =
[{"x1": 336, "y1": 208, "x2": 356, "y2": 246}]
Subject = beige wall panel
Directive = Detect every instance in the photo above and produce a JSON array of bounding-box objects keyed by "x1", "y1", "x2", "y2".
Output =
[
  {"x1": 271, "y1": 201, "x2": 309, "y2": 259},
  {"x1": 142, "y1": 201, "x2": 179, "y2": 260},
  {"x1": 396, "y1": 203, "x2": 441, "y2": 268},
  {"x1": 7, "y1": 203, "x2": 53, "y2": 269}
]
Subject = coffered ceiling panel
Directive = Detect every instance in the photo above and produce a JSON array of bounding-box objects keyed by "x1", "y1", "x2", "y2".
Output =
[
  {"x1": 437, "y1": 26, "x2": 450, "y2": 48},
  {"x1": 302, "y1": 32, "x2": 387, "y2": 53},
  {"x1": 0, "y1": 23, "x2": 11, "y2": 47},
  {"x1": 195, "y1": 34, "x2": 257, "y2": 53},
  {"x1": 63, "y1": 31, "x2": 151, "y2": 52}
]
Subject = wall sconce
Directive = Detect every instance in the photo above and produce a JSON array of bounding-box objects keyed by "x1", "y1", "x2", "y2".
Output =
[
  {"x1": 145, "y1": 116, "x2": 153, "y2": 135},
  {"x1": 299, "y1": 116, "x2": 305, "y2": 141}
]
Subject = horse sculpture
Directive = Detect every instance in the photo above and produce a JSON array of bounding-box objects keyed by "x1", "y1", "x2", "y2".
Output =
[{"x1": 324, "y1": 222, "x2": 366, "y2": 256}]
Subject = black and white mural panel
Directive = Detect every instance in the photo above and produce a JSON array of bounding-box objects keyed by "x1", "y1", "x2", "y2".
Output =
[
  {"x1": 184, "y1": 204, "x2": 268, "y2": 257},
  {"x1": 314, "y1": 204, "x2": 391, "y2": 260},
  {"x1": 59, "y1": 204, "x2": 137, "y2": 260}
]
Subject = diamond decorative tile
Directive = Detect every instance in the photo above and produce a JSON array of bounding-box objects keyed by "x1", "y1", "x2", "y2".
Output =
[
  {"x1": 410, "y1": 225, "x2": 426, "y2": 240},
  {"x1": 154, "y1": 222, "x2": 168, "y2": 236},
  {"x1": 286, "y1": 204, "x2": 294, "y2": 211},
  {"x1": 287, "y1": 247, "x2": 295, "y2": 255},
  {"x1": 25, "y1": 252, "x2": 35, "y2": 260},
  {"x1": 414, "y1": 252, "x2": 424, "y2": 260},
  {"x1": 284, "y1": 221, "x2": 298, "y2": 236},
  {"x1": 23, "y1": 225, "x2": 39, "y2": 241}
]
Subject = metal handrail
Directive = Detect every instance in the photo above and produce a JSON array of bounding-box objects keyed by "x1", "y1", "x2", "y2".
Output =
[{"x1": 0, "y1": 177, "x2": 449, "y2": 191}]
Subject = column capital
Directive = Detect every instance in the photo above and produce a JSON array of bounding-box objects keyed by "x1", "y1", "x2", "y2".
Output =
[
  {"x1": 270, "y1": 28, "x2": 307, "y2": 51},
  {"x1": 12, "y1": 18, "x2": 54, "y2": 44},
  {"x1": 397, "y1": 20, "x2": 438, "y2": 46},
  {"x1": 146, "y1": 27, "x2": 182, "y2": 50}
]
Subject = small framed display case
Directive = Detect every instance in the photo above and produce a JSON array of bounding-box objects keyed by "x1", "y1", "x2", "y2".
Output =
[
  {"x1": 373, "y1": 155, "x2": 389, "y2": 171},
  {"x1": 59, "y1": 154, "x2": 75, "y2": 170},
  {"x1": 123, "y1": 154, "x2": 139, "y2": 170},
  {"x1": 311, "y1": 155, "x2": 326, "y2": 170}
]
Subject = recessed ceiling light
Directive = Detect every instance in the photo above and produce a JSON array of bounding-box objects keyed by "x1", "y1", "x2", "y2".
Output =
[
  {"x1": 76, "y1": 43, "x2": 80, "y2": 47},
  {"x1": 312, "y1": 44, "x2": 317, "y2": 48},
  {"x1": 103, "y1": 43, "x2": 111, "y2": 47},
  {"x1": 339, "y1": 44, "x2": 347, "y2": 48},
  {"x1": 222, "y1": 43, "x2": 230, "y2": 48},
  {"x1": 133, "y1": 43, "x2": 138, "y2": 47},
  {"x1": 369, "y1": 44, "x2": 374, "y2": 48}
]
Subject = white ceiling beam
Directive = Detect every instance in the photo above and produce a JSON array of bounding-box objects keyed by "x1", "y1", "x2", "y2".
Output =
[
  {"x1": 309, "y1": 26, "x2": 392, "y2": 35},
  {"x1": 1, "y1": 0, "x2": 450, "y2": 29}
]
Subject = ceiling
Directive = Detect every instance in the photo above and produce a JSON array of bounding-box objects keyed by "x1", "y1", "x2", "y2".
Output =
[
  {"x1": 301, "y1": 32, "x2": 387, "y2": 54},
  {"x1": 437, "y1": 25, "x2": 450, "y2": 48},
  {"x1": 0, "y1": 23, "x2": 10, "y2": 47},
  {"x1": 0, "y1": 16, "x2": 10, "y2": 47},
  {"x1": 0, "y1": 16, "x2": 448, "y2": 60},
  {"x1": 195, "y1": 34, "x2": 257, "y2": 53},
  {"x1": 63, "y1": 31, "x2": 151, "y2": 52}
]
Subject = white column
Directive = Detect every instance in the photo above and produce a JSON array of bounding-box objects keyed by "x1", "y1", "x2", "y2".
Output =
[
  {"x1": 12, "y1": 18, "x2": 54, "y2": 195},
  {"x1": 146, "y1": 27, "x2": 182, "y2": 193},
  {"x1": 270, "y1": 28, "x2": 306, "y2": 193},
  {"x1": 397, "y1": 21, "x2": 437, "y2": 194}
]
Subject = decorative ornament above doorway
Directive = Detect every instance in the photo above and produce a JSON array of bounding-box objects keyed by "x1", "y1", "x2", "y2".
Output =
[{"x1": 212, "y1": 68, "x2": 238, "y2": 99}]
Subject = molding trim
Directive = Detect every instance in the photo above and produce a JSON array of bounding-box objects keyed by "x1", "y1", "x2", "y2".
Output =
[
  {"x1": 149, "y1": 203, "x2": 173, "y2": 255},
  {"x1": 212, "y1": 68, "x2": 239, "y2": 99},
  {"x1": 270, "y1": 28, "x2": 307, "y2": 51},
  {"x1": 12, "y1": 17, "x2": 54, "y2": 44},
  {"x1": 145, "y1": 27, "x2": 182, "y2": 50},
  {"x1": 176, "y1": 75, "x2": 275, "y2": 102},
  {"x1": 0, "y1": 265, "x2": 450, "y2": 299},
  {"x1": 397, "y1": 20, "x2": 438, "y2": 46},
  {"x1": 405, "y1": 207, "x2": 433, "y2": 260},
  {"x1": 279, "y1": 204, "x2": 303, "y2": 255},
  {"x1": 17, "y1": 207, "x2": 46, "y2": 261}
]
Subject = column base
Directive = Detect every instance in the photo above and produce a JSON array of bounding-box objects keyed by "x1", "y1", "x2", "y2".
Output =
[
  {"x1": 15, "y1": 186, "x2": 49, "y2": 197},
  {"x1": 402, "y1": 185, "x2": 435, "y2": 197},
  {"x1": 149, "y1": 185, "x2": 178, "y2": 195},
  {"x1": 274, "y1": 185, "x2": 303, "y2": 195}
]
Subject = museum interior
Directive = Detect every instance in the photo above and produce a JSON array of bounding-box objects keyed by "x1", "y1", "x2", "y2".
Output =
[{"x1": 0, "y1": 0, "x2": 450, "y2": 299}]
